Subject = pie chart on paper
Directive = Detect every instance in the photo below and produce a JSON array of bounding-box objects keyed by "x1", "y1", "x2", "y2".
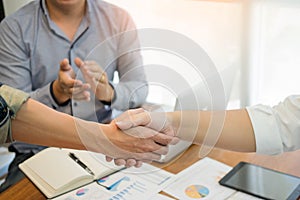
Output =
[{"x1": 185, "y1": 184, "x2": 209, "y2": 199}]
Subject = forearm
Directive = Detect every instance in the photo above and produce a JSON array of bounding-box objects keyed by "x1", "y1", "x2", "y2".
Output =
[
  {"x1": 11, "y1": 99, "x2": 90, "y2": 150},
  {"x1": 31, "y1": 83, "x2": 72, "y2": 115},
  {"x1": 11, "y1": 99, "x2": 168, "y2": 161},
  {"x1": 168, "y1": 109, "x2": 256, "y2": 152}
]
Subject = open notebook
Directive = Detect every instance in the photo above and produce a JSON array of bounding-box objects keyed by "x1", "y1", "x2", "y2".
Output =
[{"x1": 19, "y1": 147, "x2": 123, "y2": 199}]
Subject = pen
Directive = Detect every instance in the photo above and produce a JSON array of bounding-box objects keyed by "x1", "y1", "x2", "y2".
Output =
[{"x1": 68, "y1": 152, "x2": 95, "y2": 176}]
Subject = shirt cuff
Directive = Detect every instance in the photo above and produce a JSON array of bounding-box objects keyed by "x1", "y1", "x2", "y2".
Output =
[
  {"x1": 100, "y1": 82, "x2": 116, "y2": 106},
  {"x1": 50, "y1": 81, "x2": 70, "y2": 107},
  {"x1": 246, "y1": 105, "x2": 283, "y2": 155}
]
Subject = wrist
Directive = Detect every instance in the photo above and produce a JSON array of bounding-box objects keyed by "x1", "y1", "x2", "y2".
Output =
[
  {"x1": 100, "y1": 85, "x2": 115, "y2": 105},
  {"x1": 51, "y1": 80, "x2": 69, "y2": 104},
  {"x1": 167, "y1": 111, "x2": 180, "y2": 137},
  {"x1": 91, "y1": 122, "x2": 118, "y2": 154},
  {"x1": 106, "y1": 84, "x2": 115, "y2": 102}
]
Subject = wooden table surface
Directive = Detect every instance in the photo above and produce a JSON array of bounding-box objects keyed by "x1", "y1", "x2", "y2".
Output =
[{"x1": 1, "y1": 145, "x2": 300, "y2": 200}]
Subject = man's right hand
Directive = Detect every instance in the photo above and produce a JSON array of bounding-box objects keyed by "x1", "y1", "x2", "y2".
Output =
[{"x1": 52, "y1": 59, "x2": 91, "y2": 104}]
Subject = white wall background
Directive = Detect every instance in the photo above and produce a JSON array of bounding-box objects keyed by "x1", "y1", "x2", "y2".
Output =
[
  {"x1": 2, "y1": 0, "x2": 32, "y2": 16},
  {"x1": 106, "y1": 0, "x2": 243, "y2": 109},
  {"x1": 107, "y1": 0, "x2": 300, "y2": 108},
  {"x1": 243, "y1": 0, "x2": 300, "y2": 106}
]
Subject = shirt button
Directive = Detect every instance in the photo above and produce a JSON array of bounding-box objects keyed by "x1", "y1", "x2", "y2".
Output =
[{"x1": 74, "y1": 102, "x2": 78, "y2": 106}]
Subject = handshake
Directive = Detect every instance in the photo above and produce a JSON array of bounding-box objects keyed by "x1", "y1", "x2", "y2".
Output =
[{"x1": 77, "y1": 108, "x2": 181, "y2": 168}]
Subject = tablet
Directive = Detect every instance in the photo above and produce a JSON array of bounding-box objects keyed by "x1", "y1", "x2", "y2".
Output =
[{"x1": 219, "y1": 162, "x2": 300, "y2": 200}]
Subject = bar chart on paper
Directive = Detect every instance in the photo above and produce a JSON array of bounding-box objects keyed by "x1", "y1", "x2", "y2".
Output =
[
  {"x1": 53, "y1": 163, "x2": 175, "y2": 200},
  {"x1": 97, "y1": 163, "x2": 174, "y2": 200}
]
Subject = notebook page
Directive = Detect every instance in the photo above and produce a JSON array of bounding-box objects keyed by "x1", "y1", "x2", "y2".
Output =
[
  {"x1": 26, "y1": 148, "x2": 92, "y2": 190},
  {"x1": 65, "y1": 149, "x2": 123, "y2": 179}
]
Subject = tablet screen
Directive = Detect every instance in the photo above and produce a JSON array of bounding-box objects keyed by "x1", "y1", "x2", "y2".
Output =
[{"x1": 219, "y1": 162, "x2": 300, "y2": 200}]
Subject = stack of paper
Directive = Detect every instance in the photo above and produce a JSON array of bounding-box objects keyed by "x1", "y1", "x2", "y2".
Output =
[
  {"x1": 0, "y1": 147, "x2": 15, "y2": 185},
  {"x1": 53, "y1": 163, "x2": 175, "y2": 200},
  {"x1": 163, "y1": 157, "x2": 260, "y2": 200}
]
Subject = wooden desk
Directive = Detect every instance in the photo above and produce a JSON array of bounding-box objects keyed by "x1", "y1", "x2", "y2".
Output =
[{"x1": 1, "y1": 145, "x2": 300, "y2": 200}]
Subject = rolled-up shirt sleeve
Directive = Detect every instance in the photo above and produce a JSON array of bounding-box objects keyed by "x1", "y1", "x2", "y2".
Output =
[
  {"x1": 0, "y1": 85, "x2": 30, "y2": 143},
  {"x1": 246, "y1": 95, "x2": 300, "y2": 154}
]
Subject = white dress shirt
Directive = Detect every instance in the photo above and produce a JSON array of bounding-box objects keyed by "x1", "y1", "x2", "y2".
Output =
[{"x1": 246, "y1": 95, "x2": 300, "y2": 154}]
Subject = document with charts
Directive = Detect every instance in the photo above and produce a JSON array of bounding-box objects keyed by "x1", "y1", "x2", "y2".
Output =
[
  {"x1": 52, "y1": 162, "x2": 175, "y2": 200},
  {"x1": 163, "y1": 157, "x2": 261, "y2": 200}
]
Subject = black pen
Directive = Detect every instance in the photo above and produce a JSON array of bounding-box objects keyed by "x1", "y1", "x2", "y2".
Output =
[{"x1": 68, "y1": 152, "x2": 95, "y2": 176}]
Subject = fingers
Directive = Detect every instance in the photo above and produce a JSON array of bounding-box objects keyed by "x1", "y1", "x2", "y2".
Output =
[
  {"x1": 74, "y1": 57, "x2": 84, "y2": 69},
  {"x1": 151, "y1": 132, "x2": 179, "y2": 146},
  {"x1": 119, "y1": 125, "x2": 176, "y2": 152},
  {"x1": 59, "y1": 81, "x2": 90, "y2": 101},
  {"x1": 81, "y1": 60, "x2": 103, "y2": 72},
  {"x1": 115, "y1": 108, "x2": 149, "y2": 130},
  {"x1": 74, "y1": 57, "x2": 115, "y2": 102},
  {"x1": 132, "y1": 152, "x2": 161, "y2": 161},
  {"x1": 113, "y1": 159, "x2": 141, "y2": 168},
  {"x1": 115, "y1": 109, "x2": 173, "y2": 137},
  {"x1": 124, "y1": 159, "x2": 143, "y2": 168},
  {"x1": 70, "y1": 85, "x2": 91, "y2": 101},
  {"x1": 57, "y1": 58, "x2": 92, "y2": 101},
  {"x1": 124, "y1": 159, "x2": 137, "y2": 168},
  {"x1": 108, "y1": 120, "x2": 178, "y2": 156},
  {"x1": 107, "y1": 147, "x2": 162, "y2": 163},
  {"x1": 114, "y1": 159, "x2": 126, "y2": 166},
  {"x1": 75, "y1": 57, "x2": 106, "y2": 83},
  {"x1": 106, "y1": 157, "x2": 143, "y2": 168},
  {"x1": 103, "y1": 126, "x2": 168, "y2": 166},
  {"x1": 153, "y1": 145, "x2": 169, "y2": 155},
  {"x1": 105, "y1": 156, "x2": 113, "y2": 162},
  {"x1": 134, "y1": 160, "x2": 143, "y2": 168}
]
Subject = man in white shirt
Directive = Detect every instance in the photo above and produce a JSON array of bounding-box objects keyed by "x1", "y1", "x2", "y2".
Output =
[{"x1": 246, "y1": 95, "x2": 300, "y2": 154}]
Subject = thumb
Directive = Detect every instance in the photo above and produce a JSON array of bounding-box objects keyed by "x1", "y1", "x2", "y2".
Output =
[
  {"x1": 115, "y1": 120, "x2": 134, "y2": 130},
  {"x1": 60, "y1": 59, "x2": 71, "y2": 71},
  {"x1": 114, "y1": 108, "x2": 146, "y2": 130}
]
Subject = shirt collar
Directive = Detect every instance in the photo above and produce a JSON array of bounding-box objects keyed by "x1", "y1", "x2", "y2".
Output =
[
  {"x1": 40, "y1": 0, "x2": 91, "y2": 41},
  {"x1": 40, "y1": 0, "x2": 48, "y2": 17}
]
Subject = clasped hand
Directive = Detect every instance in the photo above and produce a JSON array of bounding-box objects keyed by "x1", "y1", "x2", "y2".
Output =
[
  {"x1": 75, "y1": 108, "x2": 178, "y2": 168},
  {"x1": 106, "y1": 108, "x2": 178, "y2": 167}
]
